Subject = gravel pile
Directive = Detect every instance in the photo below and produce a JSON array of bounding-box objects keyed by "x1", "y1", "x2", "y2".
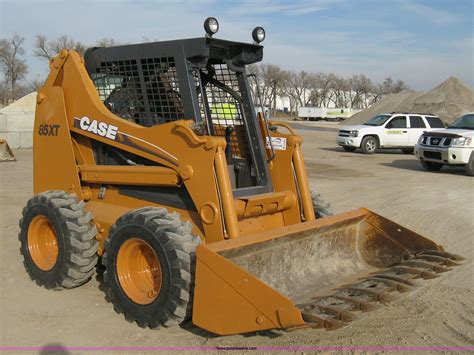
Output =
[
  {"x1": 342, "y1": 77, "x2": 474, "y2": 125},
  {"x1": 1, "y1": 92, "x2": 37, "y2": 112}
]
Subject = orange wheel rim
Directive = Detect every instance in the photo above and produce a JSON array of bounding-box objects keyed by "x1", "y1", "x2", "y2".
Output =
[
  {"x1": 27, "y1": 215, "x2": 59, "y2": 271},
  {"x1": 116, "y1": 238, "x2": 162, "y2": 305}
]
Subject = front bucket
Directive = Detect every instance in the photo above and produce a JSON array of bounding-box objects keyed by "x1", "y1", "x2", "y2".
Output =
[
  {"x1": 0, "y1": 139, "x2": 16, "y2": 162},
  {"x1": 192, "y1": 208, "x2": 463, "y2": 335}
]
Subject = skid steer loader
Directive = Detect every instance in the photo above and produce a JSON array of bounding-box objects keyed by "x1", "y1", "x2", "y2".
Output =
[{"x1": 19, "y1": 18, "x2": 463, "y2": 335}]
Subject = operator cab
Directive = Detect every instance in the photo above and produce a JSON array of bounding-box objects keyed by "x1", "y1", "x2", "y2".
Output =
[{"x1": 84, "y1": 18, "x2": 271, "y2": 197}]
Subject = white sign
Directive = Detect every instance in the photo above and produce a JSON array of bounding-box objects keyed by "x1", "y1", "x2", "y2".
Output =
[{"x1": 266, "y1": 137, "x2": 287, "y2": 151}]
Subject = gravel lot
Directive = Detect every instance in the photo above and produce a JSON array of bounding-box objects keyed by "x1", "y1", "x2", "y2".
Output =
[{"x1": 1, "y1": 129, "x2": 473, "y2": 350}]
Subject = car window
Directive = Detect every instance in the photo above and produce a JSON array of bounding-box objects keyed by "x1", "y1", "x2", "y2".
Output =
[
  {"x1": 386, "y1": 116, "x2": 407, "y2": 129},
  {"x1": 447, "y1": 114, "x2": 474, "y2": 129},
  {"x1": 364, "y1": 114, "x2": 391, "y2": 126},
  {"x1": 409, "y1": 116, "x2": 426, "y2": 128},
  {"x1": 426, "y1": 116, "x2": 444, "y2": 128}
]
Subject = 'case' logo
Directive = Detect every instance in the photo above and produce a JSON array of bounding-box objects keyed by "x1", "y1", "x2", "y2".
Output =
[{"x1": 79, "y1": 116, "x2": 118, "y2": 140}]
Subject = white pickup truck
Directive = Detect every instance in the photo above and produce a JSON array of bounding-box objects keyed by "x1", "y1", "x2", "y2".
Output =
[
  {"x1": 337, "y1": 113, "x2": 445, "y2": 154},
  {"x1": 415, "y1": 113, "x2": 474, "y2": 176}
]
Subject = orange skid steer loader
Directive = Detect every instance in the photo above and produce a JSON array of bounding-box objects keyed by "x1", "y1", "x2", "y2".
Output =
[{"x1": 19, "y1": 18, "x2": 463, "y2": 335}]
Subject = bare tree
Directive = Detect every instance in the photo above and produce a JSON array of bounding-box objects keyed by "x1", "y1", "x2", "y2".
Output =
[
  {"x1": 96, "y1": 37, "x2": 127, "y2": 47},
  {"x1": 26, "y1": 77, "x2": 44, "y2": 92},
  {"x1": 329, "y1": 75, "x2": 351, "y2": 107},
  {"x1": 349, "y1": 74, "x2": 374, "y2": 108},
  {"x1": 0, "y1": 80, "x2": 8, "y2": 106},
  {"x1": 369, "y1": 77, "x2": 410, "y2": 105},
  {"x1": 381, "y1": 76, "x2": 409, "y2": 94},
  {"x1": 0, "y1": 34, "x2": 28, "y2": 102},
  {"x1": 248, "y1": 64, "x2": 286, "y2": 115},
  {"x1": 34, "y1": 34, "x2": 86, "y2": 60},
  {"x1": 261, "y1": 64, "x2": 285, "y2": 114},
  {"x1": 283, "y1": 70, "x2": 312, "y2": 113},
  {"x1": 392, "y1": 79, "x2": 409, "y2": 93},
  {"x1": 306, "y1": 72, "x2": 334, "y2": 108}
]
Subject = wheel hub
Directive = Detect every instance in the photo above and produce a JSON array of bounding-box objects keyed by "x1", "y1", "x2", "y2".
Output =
[
  {"x1": 116, "y1": 238, "x2": 162, "y2": 305},
  {"x1": 27, "y1": 215, "x2": 58, "y2": 271},
  {"x1": 366, "y1": 140, "x2": 375, "y2": 151}
]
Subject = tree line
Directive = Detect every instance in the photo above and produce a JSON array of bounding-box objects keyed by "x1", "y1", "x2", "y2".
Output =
[
  {"x1": 1, "y1": 33, "x2": 409, "y2": 110},
  {"x1": 248, "y1": 64, "x2": 409, "y2": 114},
  {"x1": 0, "y1": 34, "x2": 125, "y2": 105}
]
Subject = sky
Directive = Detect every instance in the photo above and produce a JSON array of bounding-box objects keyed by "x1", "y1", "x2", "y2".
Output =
[{"x1": 0, "y1": 0, "x2": 472, "y2": 91}]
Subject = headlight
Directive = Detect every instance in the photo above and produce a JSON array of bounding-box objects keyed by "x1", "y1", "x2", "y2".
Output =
[
  {"x1": 252, "y1": 27, "x2": 266, "y2": 44},
  {"x1": 204, "y1": 17, "x2": 219, "y2": 37},
  {"x1": 451, "y1": 137, "x2": 472, "y2": 146},
  {"x1": 348, "y1": 130, "x2": 359, "y2": 137}
]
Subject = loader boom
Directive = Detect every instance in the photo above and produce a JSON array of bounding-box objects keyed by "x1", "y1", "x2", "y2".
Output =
[{"x1": 34, "y1": 42, "x2": 316, "y2": 254}]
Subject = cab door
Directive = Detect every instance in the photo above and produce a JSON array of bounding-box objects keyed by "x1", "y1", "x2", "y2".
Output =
[
  {"x1": 383, "y1": 116, "x2": 409, "y2": 146},
  {"x1": 407, "y1": 115, "x2": 427, "y2": 145}
]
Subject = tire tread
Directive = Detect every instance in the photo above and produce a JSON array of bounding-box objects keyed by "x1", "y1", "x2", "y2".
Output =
[
  {"x1": 19, "y1": 190, "x2": 98, "y2": 290},
  {"x1": 103, "y1": 207, "x2": 200, "y2": 329}
]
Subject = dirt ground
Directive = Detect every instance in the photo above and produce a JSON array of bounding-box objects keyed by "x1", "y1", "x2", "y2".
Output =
[{"x1": 1, "y1": 129, "x2": 473, "y2": 351}]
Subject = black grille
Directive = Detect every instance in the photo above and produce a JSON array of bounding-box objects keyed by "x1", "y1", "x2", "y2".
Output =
[
  {"x1": 338, "y1": 130, "x2": 351, "y2": 137},
  {"x1": 91, "y1": 57, "x2": 184, "y2": 126},
  {"x1": 424, "y1": 151, "x2": 441, "y2": 160},
  {"x1": 429, "y1": 137, "x2": 441, "y2": 146},
  {"x1": 196, "y1": 64, "x2": 250, "y2": 159},
  {"x1": 423, "y1": 136, "x2": 453, "y2": 147}
]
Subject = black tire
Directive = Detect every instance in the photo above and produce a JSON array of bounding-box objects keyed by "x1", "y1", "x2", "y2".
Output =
[
  {"x1": 465, "y1": 152, "x2": 474, "y2": 176},
  {"x1": 421, "y1": 160, "x2": 443, "y2": 171},
  {"x1": 19, "y1": 190, "x2": 98, "y2": 290},
  {"x1": 342, "y1": 146, "x2": 357, "y2": 152},
  {"x1": 311, "y1": 191, "x2": 333, "y2": 218},
  {"x1": 361, "y1": 136, "x2": 378, "y2": 154},
  {"x1": 401, "y1": 148, "x2": 414, "y2": 154},
  {"x1": 103, "y1": 207, "x2": 200, "y2": 328}
]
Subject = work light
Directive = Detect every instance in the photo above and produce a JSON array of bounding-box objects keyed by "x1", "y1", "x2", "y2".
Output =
[
  {"x1": 252, "y1": 27, "x2": 266, "y2": 44},
  {"x1": 204, "y1": 17, "x2": 219, "y2": 37}
]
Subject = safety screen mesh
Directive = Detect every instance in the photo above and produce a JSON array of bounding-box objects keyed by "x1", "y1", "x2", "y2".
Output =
[
  {"x1": 92, "y1": 60, "x2": 146, "y2": 122},
  {"x1": 197, "y1": 64, "x2": 250, "y2": 159},
  {"x1": 141, "y1": 57, "x2": 184, "y2": 123},
  {"x1": 91, "y1": 57, "x2": 184, "y2": 126}
]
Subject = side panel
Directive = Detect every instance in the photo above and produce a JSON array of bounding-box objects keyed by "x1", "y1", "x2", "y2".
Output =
[
  {"x1": 34, "y1": 87, "x2": 82, "y2": 198},
  {"x1": 60, "y1": 52, "x2": 226, "y2": 243},
  {"x1": 264, "y1": 120, "x2": 308, "y2": 224},
  {"x1": 267, "y1": 133, "x2": 302, "y2": 225},
  {"x1": 193, "y1": 245, "x2": 304, "y2": 335},
  {"x1": 84, "y1": 186, "x2": 204, "y2": 254}
]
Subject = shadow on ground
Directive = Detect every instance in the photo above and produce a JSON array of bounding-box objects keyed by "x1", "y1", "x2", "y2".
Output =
[
  {"x1": 305, "y1": 161, "x2": 374, "y2": 178},
  {"x1": 380, "y1": 159, "x2": 467, "y2": 175},
  {"x1": 39, "y1": 343, "x2": 71, "y2": 355},
  {"x1": 319, "y1": 147, "x2": 411, "y2": 155},
  {"x1": 94, "y1": 259, "x2": 282, "y2": 340},
  {"x1": 180, "y1": 321, "x2": 284, "y2": 339}
]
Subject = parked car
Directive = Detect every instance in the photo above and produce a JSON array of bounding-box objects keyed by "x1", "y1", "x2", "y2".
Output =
[
  {"x1": 415, "y1": 113, "x2": 474, "y2": 176},
  {"x1": 336, "y1": 113, "x2": 445, "y2": 154}
]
